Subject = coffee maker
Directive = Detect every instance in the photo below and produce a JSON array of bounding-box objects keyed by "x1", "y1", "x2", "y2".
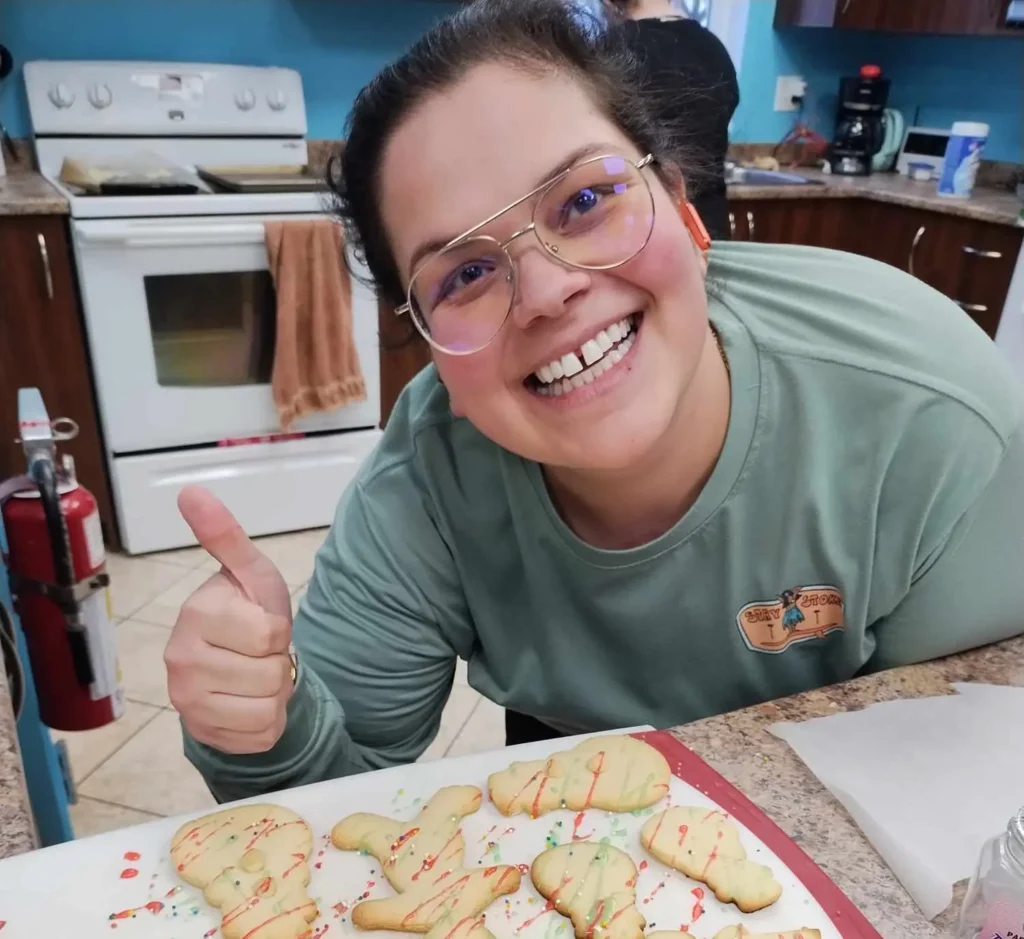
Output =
[{"x1": 829, "y1": 65, "x2": 890, "y2": 176}]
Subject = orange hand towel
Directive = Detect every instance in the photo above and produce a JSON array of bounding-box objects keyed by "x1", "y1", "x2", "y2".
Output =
[{"x1": 265, "y1": 219, "x2": 367, "y2": 429}]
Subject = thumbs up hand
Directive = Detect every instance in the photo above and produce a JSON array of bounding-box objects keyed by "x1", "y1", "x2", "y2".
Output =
[{"x1": 165, "y1": 486, "x2": 296, "y2": 755}]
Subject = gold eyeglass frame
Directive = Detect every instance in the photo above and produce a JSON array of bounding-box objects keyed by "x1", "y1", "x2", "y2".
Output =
[{"x1": 395, "y1": 152, "x2": 657, "y2": 356}]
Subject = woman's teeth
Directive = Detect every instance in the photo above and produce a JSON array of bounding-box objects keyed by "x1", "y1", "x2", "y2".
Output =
[{"x1": 533, "y1": 315, "x2": 637, "y2": 397}]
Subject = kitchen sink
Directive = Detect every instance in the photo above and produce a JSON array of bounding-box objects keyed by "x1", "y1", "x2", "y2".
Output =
[{"x1": 726, "y1": 167, "x2": 824, "y2": 186}]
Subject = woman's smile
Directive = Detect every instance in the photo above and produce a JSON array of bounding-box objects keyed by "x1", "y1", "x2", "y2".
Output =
[{"x1": 524, "y1": 311, "x2": 644, "y2": 405}]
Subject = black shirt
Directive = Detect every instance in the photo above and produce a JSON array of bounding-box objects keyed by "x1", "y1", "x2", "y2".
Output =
[{"x1": 613, "y1": 17, "x2": 739, "y2": 241}]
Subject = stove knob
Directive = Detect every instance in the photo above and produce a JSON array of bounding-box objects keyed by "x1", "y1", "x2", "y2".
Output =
[
  {"x1": 48, "y1": 82, "x2": 76, "y2": 109},
  {"x1": 87, "y1": 83, "x2": 113, "y2": 110},
  {"x1": 235, "y1": 88, "x2": 256, "y2": 111},
  {"x1": 266, "y1": 89, "x2": 289, "y2": 112}
]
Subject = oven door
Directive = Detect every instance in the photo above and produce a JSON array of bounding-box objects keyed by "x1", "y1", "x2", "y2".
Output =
[{"x1": 71, "y1": 214, "x2": 381, "y2": 454}]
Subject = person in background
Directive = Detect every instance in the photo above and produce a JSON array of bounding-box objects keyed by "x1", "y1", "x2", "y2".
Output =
[
  {"x1": 164, "y1": 0, "x2": 1023, "y2": 803},
  {"x1": 602, "y1": 0, "x2": 738, "y2": 241}
]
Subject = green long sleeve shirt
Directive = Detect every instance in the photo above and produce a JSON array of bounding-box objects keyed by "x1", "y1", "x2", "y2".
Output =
[{"x1": 185, "y1": 242, "x2": 1024, "y2": 802}]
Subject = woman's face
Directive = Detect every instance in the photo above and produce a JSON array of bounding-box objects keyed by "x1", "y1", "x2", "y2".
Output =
[{"x1": 379, "y1": 63, "x2": 709, "y2": 471}]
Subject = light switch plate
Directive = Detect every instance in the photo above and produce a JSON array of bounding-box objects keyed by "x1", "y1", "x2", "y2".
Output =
[{"x1": 774, "y1": 75, "x2": 806, "y2": 112}]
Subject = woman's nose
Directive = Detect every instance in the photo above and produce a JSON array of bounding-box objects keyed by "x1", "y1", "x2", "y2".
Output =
[{"x1": 509, "y1": 246, "x2": 592, "y2": 330}]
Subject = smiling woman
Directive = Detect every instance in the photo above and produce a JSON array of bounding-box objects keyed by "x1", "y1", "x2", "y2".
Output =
[{"x1": 166, "y1": 0, "x2": 1024, "y2": 798}]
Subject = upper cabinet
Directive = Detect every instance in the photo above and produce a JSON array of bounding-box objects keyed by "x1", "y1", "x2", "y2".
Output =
[{"x1": 774, "y1": 0, "x2": 1014, "y2": 35}]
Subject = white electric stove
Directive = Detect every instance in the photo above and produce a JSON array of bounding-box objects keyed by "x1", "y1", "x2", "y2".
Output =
[{"x1": 24, "y1": 61, "x2": 382, "y2": 554}]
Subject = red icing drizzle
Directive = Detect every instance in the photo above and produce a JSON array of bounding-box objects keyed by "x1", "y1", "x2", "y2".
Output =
[
  {"x1": 690, "y1": 887, "x2": 705, "y2": 923},
  {"x1": 389, "y1": 827, "x2": 421, "y2": 857},
  {"x1": 108, "y1": 901, "x2": 163, "y2": 921},
  {"x1": 701, "y1": 831, "x2": 724, "y2": 877},
  {"x1": 223, "y1": 898, "x2": 261, "y2": 929},
  {"x1": 442, "y1": 915, "x2": 486, "y2": 939},
  {"x1": 530, "y1": 775, "x2": 549, "y2": 819},
  {"x1": 412, "y1": 831, "x2": 461, "y2": 881},
  {"x1": 401, "y1": 874, "x2": 473, "y2": 925},
  {"x1": 642, "y1": 880, "x2": 667, "y2": 904},
  {"x1": 503, "y1": 768, "x2": 545, "y2": 816},
  {"x1": 119, "y1": 869, "x2": 139, "y2": 879},
  {"x1": 517, "y1": 880, "x2": 568, "y2": 932},
  {"x1": 571, "y1": 812, "x2": 591, "y2": 842},
  {"x1": 647, "y1": 811, "x2": 667, "y2": 846},
  {"x1": 582, "y1": 751, "x2": 606, "y2": 809},
  {"x1": 123, "y1": 851, "x2": 140, "y2": 861},
  {"x1": 516, "y1": 899, "x2": 557, "y2": 932},
  {"x1": 283, "y1": 852, "x2": 307, "y2": 879},
  {"x1": 239, "y1": 903, "x2": 317, "y2": 939}
]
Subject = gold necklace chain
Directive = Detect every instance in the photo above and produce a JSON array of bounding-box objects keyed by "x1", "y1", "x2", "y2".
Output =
[{"x1": 711, "y1": 324, "x2": 730, "y2": 378}]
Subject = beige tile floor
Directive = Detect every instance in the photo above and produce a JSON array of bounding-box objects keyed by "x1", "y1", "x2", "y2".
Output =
[{"x1": 55, "y1": 528, "x2": 504, "y2": 840}]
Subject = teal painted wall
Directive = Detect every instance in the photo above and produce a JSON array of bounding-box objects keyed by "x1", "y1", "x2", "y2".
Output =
[
  {"x1": 0, "y1": 0, "x2": 458, "y2": 140},
  {"x1": 1, "y1": 0, "x2": 1020, "y2": 162},
  {"x1": 733, "y1": 0, "x2": 1023, "y2": 162}
]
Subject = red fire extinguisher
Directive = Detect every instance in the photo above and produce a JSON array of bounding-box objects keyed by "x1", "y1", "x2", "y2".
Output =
[{"x1": 1, "y1": 388, "x2": 123, "y2": 732}]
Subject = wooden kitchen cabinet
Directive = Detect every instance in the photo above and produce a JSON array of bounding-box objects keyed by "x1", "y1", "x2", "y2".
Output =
[
  {"x1": 726, "y1": 195, "x2": 1022, "y2": 338},
  {"x1": 775, "y1": 0, "x2": 1011, "y2": 33},
  {"x1": 774, "y1": 0, "x2": 1010, "y2": 34},
  {"x1": 728, "y1": 198, "x2": 859, "y2": 252},
  {"x1": 849, "y1": 202, "x2": 1023, "y2": 337},
  {"x1": 379, "y1": 295, "x2": 431, "y2": 428},
  {"x1": 0, "y1": 215, "x2": 120, "y2": 548}
]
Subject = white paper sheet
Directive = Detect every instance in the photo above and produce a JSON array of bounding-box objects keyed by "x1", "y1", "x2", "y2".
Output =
[{"x1": 770, "y1": 683, "x2": 1024, "y2": 919}]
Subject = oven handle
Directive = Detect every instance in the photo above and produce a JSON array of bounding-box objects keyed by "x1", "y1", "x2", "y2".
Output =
[{"x1": 77, "y1": 224, "x2": 271, "y2": 247}]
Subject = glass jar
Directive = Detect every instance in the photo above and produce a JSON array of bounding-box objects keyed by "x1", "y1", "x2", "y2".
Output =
[{"x1": 959, "y1": 807, "x2": 1024, "y2": 939}]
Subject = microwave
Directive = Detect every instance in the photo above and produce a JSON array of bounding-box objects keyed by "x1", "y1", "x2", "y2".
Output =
[{"x1": 1007, "y1": 0, "x2": 1024, "y2": 25}]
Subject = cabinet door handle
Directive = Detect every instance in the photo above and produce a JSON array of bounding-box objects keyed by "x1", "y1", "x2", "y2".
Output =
[
  {"x1": 841, "y1": 0, "x2": 852, "y2": 13},
  {"x1": 746, "y1": 210, "x2": 755, "y2": 242},
  {"x1": 956, "y1": 301, "x2": 989, "y2": 313},
  {"x1": 37, "y1": 233, "x2": 54, "y2": 301},
  {"x1": 962, "y1": 245, "x2": 1003, "y2": 260},
  {"x1": 728, "y1": 212, "x2": 736, "y2": 238},
  {"x1": 909, "y1": 225, "x2": 926, "y2": 277}
]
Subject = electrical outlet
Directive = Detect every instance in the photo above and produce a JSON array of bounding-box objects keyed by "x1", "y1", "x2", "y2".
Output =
[{"x1": 774, "y1": 75, "x2": 807, "y2": 112}]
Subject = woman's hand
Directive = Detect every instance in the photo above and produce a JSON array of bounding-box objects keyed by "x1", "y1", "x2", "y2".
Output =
[{"x1": 165, "y1": 486, "x2": 295, "y2": 755}]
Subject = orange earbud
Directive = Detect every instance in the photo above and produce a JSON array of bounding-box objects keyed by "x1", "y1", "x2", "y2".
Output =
[{"x1": 679, "y1": 201, "x2": 711, "y2": 252}]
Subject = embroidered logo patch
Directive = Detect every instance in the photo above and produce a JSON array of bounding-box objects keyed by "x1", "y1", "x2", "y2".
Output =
[{"x1": 736, "y1": 585, "x2": 845, "y2": 654}]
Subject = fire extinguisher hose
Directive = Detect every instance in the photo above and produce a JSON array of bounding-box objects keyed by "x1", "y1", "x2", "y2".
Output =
[{"x1": 28, "y1": 457, "x2": 95, "y2": 688}]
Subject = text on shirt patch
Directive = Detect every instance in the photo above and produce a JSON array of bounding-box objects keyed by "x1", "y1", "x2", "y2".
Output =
[{"x1": 735, "y1": 585, "x2": 845, "y2": 654}]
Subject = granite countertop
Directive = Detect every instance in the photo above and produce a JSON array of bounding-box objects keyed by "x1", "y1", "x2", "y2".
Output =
[
  {"x1": 1, "y1": 631, "x2": 1021, "y2": 935},
  {"x1": 0, "y1": 645, "x2": 36, "y2": 860},
  {"x1": 728, "y1": 167, "x2": 1023, "y2": 227},
  {"x1": 672, "y1": 635, "x2": 1024, "y2": 939},
  {"x1": 0, "y1": 170, "x2": 69, "y2": 216}
]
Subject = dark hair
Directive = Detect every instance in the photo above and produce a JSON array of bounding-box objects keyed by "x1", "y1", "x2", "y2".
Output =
[
  {"x1": 331, "y1": 0, "x2": 698, "y2": 309},
  {"x1": 602, "y1": 0, "x2": 641, "y2": 21}
]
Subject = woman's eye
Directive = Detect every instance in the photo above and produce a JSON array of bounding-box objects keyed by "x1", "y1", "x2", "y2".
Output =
[
  {"x1": 438, "y1": 259, "x2": 495, "y2": 300},
  {"x1": 557, "y1": 184, "x2": 617, "y2": 228}
]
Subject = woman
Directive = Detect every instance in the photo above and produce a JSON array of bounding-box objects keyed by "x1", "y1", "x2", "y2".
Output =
[
  {"x1": 165, "y1": 0, "x2": 1023, "y2": 802},
  {"x1": 602, "y1": 0, "x2": 739, "y2": 240}
]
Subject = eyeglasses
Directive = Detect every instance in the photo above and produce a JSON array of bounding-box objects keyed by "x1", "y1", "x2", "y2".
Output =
[{"x1": 395, "y1": 153, "x2": 657, "y2": 356}]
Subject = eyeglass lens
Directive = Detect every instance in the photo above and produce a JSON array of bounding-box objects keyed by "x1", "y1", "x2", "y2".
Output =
[{"x1": 409, "y1": 155, "x2": 654, "y2": 354}]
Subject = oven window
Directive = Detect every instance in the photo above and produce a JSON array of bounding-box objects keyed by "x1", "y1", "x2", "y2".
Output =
[{"x1": 144, "y1": 271, "x2": 276, "y2": 386}]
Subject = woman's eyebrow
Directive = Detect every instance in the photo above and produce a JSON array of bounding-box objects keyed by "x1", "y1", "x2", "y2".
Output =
[{"x1": 405, "y1": 141, "x2": 617, "y2": 274}]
